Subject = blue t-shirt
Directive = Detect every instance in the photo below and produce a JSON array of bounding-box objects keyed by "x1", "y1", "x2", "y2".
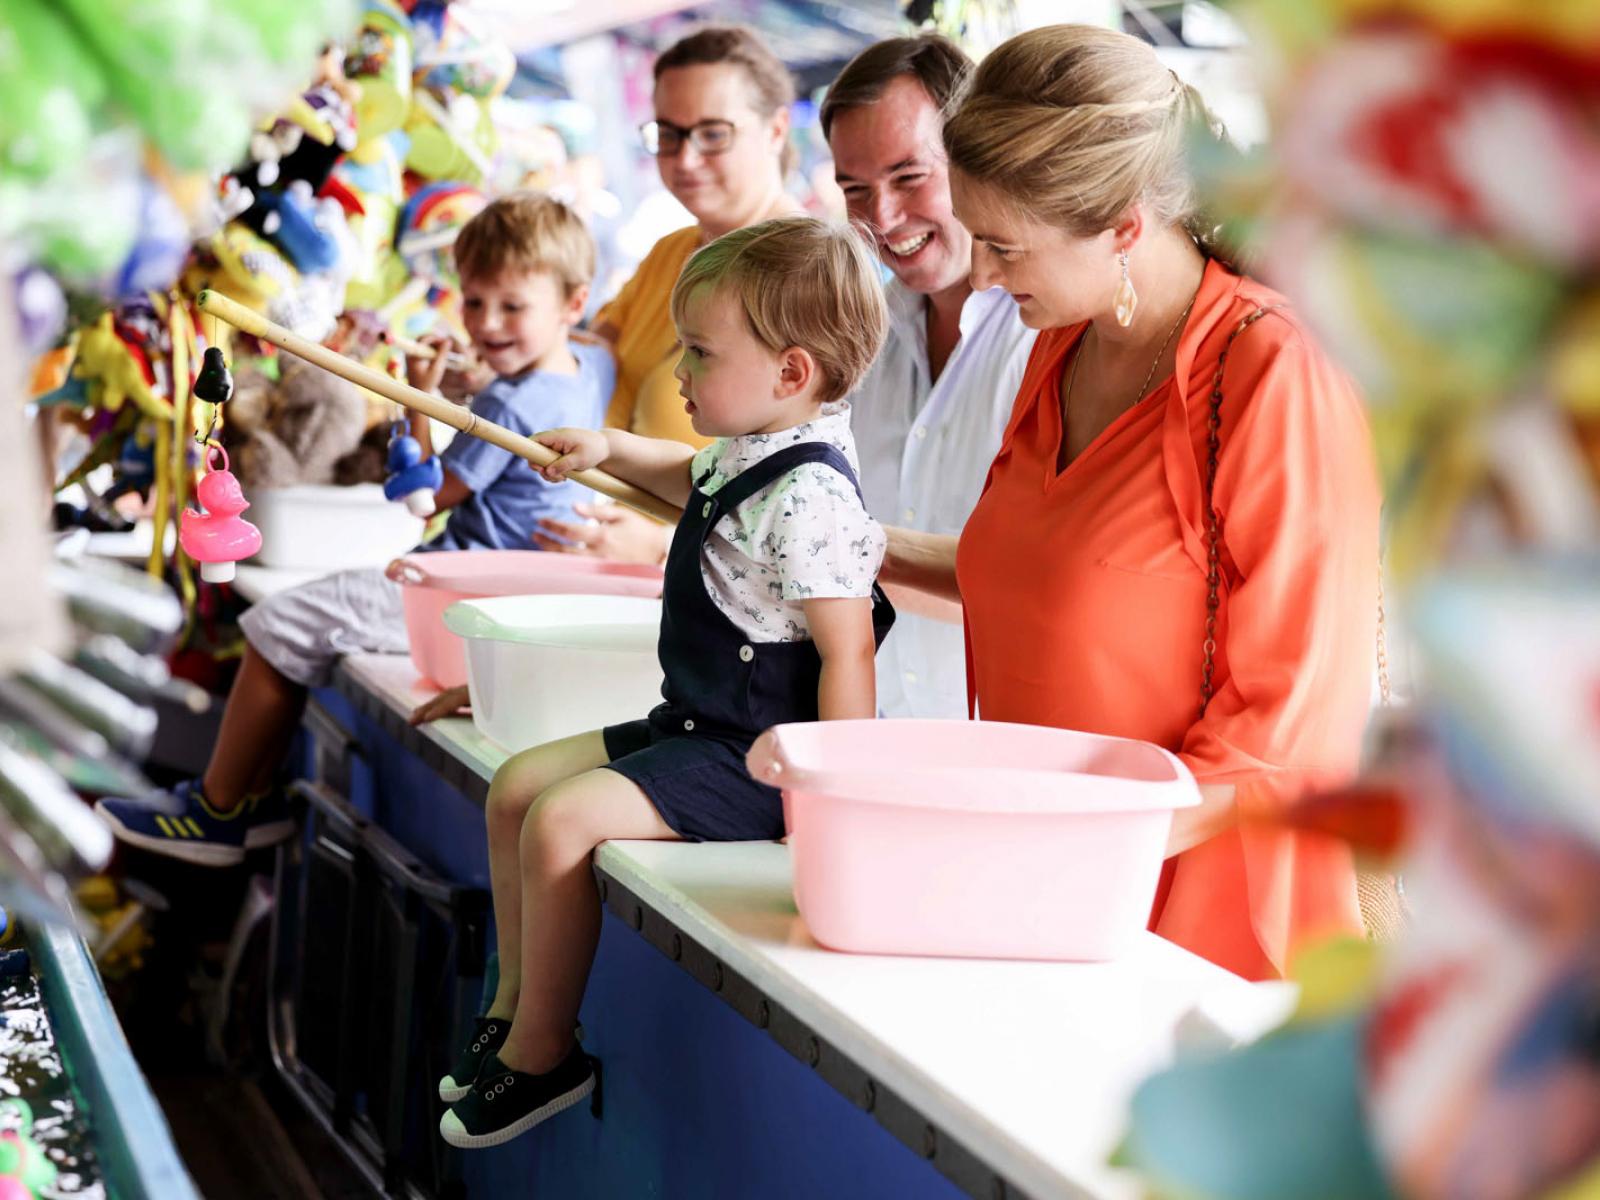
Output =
[{"x1": 423, "y1": 341, "x2": 614, "y2": 552}]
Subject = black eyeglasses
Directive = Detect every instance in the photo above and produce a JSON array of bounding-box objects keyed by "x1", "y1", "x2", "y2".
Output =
[{"x1": 639, "y1": 118, "x2": 737, "y2": 158}]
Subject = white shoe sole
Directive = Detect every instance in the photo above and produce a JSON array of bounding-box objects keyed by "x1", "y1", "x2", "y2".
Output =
[
  {"x1": 439, "y1": 1075, "x2": 472, "y2": 1104},
  {"x1": 439, "y1": 1073, "x2": 595, "y2": 1149},
  {"x1": 96, "y1": 804, "x2": 294, "y2": 868},
  {"x1": 245, "y1": 819, "x2": 296, "y2": 848}
]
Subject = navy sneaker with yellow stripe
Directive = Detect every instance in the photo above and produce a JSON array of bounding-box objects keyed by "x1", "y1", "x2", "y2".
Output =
[{"x1": 95, "y1": 780, "x2": 294, "y2": 867}]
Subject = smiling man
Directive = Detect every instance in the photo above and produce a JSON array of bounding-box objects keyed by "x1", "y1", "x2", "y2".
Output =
[{"x1": 823, "y1": 35, "x2": 1036, "y2": 718}]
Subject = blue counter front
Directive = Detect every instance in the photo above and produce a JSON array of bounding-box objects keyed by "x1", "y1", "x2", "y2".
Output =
[{"x1": 272, "y1": 654, "x2": 1293, "y2": 1200}]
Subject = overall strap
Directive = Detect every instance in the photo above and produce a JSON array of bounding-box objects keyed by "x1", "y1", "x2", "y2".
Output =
[{"x1": 708, "y1": 441, "x2": 864, "y2": 514}]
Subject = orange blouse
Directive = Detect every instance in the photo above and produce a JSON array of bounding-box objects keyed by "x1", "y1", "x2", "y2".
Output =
[{"x1": 957, "y1": 259, "x2": 1380, "y2": 980}]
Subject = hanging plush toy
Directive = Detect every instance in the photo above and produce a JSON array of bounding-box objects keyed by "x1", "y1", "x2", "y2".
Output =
[
  {"x1": 382, "y1": 422, "x2": 442, "y2": 516},
  {"x1": 180, "y1": 445, "x2": 263, "y2": 583}
]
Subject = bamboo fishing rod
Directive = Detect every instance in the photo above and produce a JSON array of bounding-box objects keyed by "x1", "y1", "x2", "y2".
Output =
[
  {"x1": 194, "y1": 290, "x2": 681, "y2": 525},
  {"x1": 382, "y1": 331, "x2": 475, "y2": 370}
]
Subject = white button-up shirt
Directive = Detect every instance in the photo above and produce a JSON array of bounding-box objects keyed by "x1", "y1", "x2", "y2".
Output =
[{"x1": 849, "y1": 282, "x2": 1037, "y2": 718}]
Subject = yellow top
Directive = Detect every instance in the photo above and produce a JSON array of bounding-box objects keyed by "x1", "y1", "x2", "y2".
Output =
[{"x1": 596, "y1": 226, "x2": 709, "y2": 446}]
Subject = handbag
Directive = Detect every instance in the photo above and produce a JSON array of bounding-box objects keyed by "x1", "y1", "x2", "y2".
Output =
[{"x1": 1200, "y1": 306, "x2": 1406, "y2": 942}]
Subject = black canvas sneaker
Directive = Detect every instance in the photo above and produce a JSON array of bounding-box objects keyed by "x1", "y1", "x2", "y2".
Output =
[
  {"x1": 439, "y1": 1016, "x2": 510, "y2": 1103},
  {"x1": 439, "y1": 1047, "x2": 595, "y2": 1149}
]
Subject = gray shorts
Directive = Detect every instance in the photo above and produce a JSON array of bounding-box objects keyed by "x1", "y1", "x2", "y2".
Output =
[{"x1": 238, "y1": 567, "x2": 408, "y2": 688}]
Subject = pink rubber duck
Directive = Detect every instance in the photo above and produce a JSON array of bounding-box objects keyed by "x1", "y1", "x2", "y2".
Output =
[{"x1": 180, "y1": 446, "x2": 262, "y2": 583}]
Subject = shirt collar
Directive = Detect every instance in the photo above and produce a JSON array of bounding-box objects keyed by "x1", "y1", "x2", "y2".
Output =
[
  {"x1": 884, "y1": 278, "x2": 1015, "y2": 343},
  {"x1": 884, "y1": 278, "x2": 927, "y2": 333},
  {"x1": 700, "y1": 402, "x2": 858, "y2": 492}
]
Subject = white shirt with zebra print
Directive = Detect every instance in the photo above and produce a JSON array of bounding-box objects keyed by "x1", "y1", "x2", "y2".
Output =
[{"x1": 690, "y1": 401, "x2": 886, "y2": 643}]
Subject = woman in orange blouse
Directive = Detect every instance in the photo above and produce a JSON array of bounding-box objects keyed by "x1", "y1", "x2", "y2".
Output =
[{"x1": 882, "y1": 25, "x2": 1381, "y2": 980}]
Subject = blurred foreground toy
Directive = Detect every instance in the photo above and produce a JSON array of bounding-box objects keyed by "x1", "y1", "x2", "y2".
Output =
[{"x1": 0, "y1": 0, "x2": 356, "y2": 285}]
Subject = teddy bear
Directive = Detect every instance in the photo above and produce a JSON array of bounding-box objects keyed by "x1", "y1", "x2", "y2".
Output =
[{"x1": 221, "y1": 355, "x2": 379, "y2": 490}]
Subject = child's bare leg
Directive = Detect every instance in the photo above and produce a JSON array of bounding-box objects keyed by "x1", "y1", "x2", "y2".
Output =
[
  {"x1": 201, "y1": 645, "x2": 306, "y2": 810},
  {"x1": 499, "y1": 768, "x2": 677, "y2": 1074},
  {"x1": 483, "y1": 732, "x2": 611, "y2": 1020}
]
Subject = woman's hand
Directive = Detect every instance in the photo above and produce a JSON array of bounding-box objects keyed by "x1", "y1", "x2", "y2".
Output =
[
  {"x1": 532, "y1": 503, "x2": 669, "y2": 564},
  {"x1": 409, "y1": 685, "x2": 470, "y2": 725},
  {"x1": 534, "y1": 428, "x2": 609, "y2": 482}
]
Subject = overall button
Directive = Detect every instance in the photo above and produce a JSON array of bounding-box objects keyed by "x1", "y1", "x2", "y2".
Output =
[
  {"x1": 914, "y1": 426, "x2": 928, "y2": 440},
  {"x1": 738, "y1": 645, "x2": 754, "y2": 662},
  {"x1": 702, "y1": 501, "x2": 712, "y2": 518},
  {"x1": 683, "y1": 718, "x2": 696, "y2": 732}
]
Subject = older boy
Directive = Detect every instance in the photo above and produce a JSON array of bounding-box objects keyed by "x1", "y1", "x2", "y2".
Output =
[{"x1": 97, "y1": 193, "x2": 614, "y2": 864}]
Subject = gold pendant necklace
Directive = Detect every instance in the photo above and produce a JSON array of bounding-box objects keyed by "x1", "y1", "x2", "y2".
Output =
[{"x1": 1064, "y1": 294, "x2": 1197, "y2": 428}]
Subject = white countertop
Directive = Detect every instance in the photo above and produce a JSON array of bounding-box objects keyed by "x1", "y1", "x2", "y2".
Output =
[
  {"x1": 82, "y1": 521, "x2": 171, "y2": 564},
  {"x1": 340, "y1": 653, "x2": 507, "y2": 780},
  {"x1": 80, "y1": 520, "x2": 349, "y2": 606},
  {"x1": 231, "y1": 563, "x2": 326, "y2": 605},
  {"x1": 336, "y1": 653, "x2": 1297, "y2": 1200}
]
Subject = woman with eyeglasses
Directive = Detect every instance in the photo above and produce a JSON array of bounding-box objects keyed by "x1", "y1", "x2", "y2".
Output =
[
  {"x1": 593, "y1": 25, "x2": 802, "y2": 447},
  {"x1": 514, "y1": 25, "x2": 805, "y2": 565}
]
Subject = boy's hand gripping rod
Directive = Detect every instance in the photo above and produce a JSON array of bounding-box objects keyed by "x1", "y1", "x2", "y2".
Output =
[{"x1": 194, "y1": 289, "x2": 682, "y2": 525}]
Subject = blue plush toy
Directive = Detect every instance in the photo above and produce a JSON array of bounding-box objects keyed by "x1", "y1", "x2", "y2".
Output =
[
  {"x1": 252, "y1": 181, "x2": 340, "y2": 275},
  {"x1": 383, "y1": 428, "x2": 443, "y2": 517}
]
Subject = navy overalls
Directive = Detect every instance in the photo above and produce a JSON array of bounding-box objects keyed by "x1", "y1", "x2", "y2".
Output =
[{"x1": 603, "y1": 442, "x2": 895, "y2": 841}]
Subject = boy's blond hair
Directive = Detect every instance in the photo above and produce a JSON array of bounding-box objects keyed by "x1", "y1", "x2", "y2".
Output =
[
  {"x1": 670, "y1": 217, "x2": 887, "y2": 405},
  {"x1": 451, "y1": 192, "x2": 595, "y2": 295}
]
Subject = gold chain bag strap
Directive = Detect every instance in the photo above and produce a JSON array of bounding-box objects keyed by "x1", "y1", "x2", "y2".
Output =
[{"x1": 1199, "y1": 305, "x2": 1403, "y2": 942}]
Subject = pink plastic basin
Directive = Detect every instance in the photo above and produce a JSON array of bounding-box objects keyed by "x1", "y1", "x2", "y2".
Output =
[
  {"x1": 746, "y1": 719, "x2": 1201, "y2": 962},
  {"x1": 391, "y1": 550, "x2": 664, "y2": 687}
]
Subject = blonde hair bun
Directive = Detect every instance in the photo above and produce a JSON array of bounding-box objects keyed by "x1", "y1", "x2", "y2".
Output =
[{"x1": 943, "y1": 24, "x2": 1226, "y2": 246}]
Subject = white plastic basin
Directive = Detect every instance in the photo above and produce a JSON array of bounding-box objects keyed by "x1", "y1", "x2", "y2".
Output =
[
  {"x1": 249, "y1": 484, "x2": 423, "y2": 570},
  {"x1": 442, "y1": 594, "x2": 664, "y2": 752}
]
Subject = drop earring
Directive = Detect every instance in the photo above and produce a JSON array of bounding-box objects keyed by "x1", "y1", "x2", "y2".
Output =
[{"x1": 1114, "y1": 249, "x2": 1137, "y2": 327}]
